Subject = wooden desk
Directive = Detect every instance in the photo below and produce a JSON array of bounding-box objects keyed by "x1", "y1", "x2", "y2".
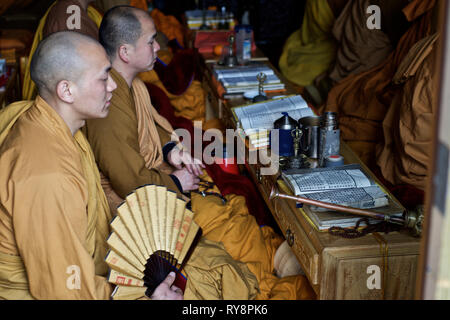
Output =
[{"x1": 199, "y1": 51, "x2": 421, "y2": 299}]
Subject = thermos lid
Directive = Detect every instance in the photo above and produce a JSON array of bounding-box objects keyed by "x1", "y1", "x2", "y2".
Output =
[
  {"x1": 274, "y1": 112, "x2": 298, "y2": 130},
  {"x1": 321, "y1": 111, "x2": 339, "y2": 129}
]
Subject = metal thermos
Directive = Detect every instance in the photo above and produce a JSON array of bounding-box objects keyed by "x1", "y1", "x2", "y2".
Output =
[
  {"x1": 319, "y1": 112, "x2": 340, "y2": 167},
  {"x1": 272, "y1": 112, "x2": 298, "y2": 157}
]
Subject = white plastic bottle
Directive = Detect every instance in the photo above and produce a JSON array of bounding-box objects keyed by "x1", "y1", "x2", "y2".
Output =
[{"x1": 235, "y1": 25, "x2": 252, "y2": 65}]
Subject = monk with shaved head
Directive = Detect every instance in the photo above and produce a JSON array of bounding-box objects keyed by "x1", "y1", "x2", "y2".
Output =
[{"x1": 0, "y1": 31, "x2": 183, "y2": 300}]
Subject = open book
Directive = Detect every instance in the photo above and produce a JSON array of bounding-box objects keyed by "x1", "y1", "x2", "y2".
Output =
[
  {"x1": 231, "y1": 95, "x2": 314, "y2": 149},
  {"x1": 281, "y1": 164, "x2": 404, "y2": 230}
]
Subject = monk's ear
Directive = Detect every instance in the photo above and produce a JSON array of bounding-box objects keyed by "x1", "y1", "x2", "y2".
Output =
[
  {"x1": 118, "y1": 44, "x2": 131, "y2": 63},
  {"x1": 55, "y1": 80, "x2": 75, "y2": 104}
]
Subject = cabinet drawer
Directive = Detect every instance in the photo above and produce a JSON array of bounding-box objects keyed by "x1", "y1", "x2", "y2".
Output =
[{"x1": 272, "y1": 195, "x2": 320, "y2": 285}]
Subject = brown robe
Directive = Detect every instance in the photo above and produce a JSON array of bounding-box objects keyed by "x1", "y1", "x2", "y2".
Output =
[
  {"x1": 84, "y1": 68, "x2": 181, "y2": 200},
  {"x1": 43, "y1": 0, "x2": 99, "y2": 40},
  {"x1": 318, "y1": 0, "x2": 436, "y2": 169},
  {"x1": 376, "y1": 34, "x2": 439, "y2": 190}
]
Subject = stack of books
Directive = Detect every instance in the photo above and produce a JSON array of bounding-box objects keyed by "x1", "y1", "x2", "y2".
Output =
[
  {"x1": 231, "y1": 95, "x2": 314, "y2": 149},
  {"x1": 213, "y1": 64, "x2": 285, "y2": 96},
  {"x1": 185, "y1": 10, "x2": 235, "y2": 30}
]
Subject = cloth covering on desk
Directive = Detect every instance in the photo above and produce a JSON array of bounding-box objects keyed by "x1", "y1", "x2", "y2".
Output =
[
  {"x1": 278, "y1": 0, "x2": 337, "y2": 86},
  {"x1": 317, "y1": 0, "x2": 436, "y2": 169}
]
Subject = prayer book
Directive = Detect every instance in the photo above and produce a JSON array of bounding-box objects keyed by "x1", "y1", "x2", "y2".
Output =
[
  {"x1": 281, "y1": 164, "x2": 404, "y2": 230},
  {"x1": 105, "y1": 185, "x2": 202, "y2": 299},
  {"x1": 231, "y1": 95, "x2": 314, "y2": 149}
]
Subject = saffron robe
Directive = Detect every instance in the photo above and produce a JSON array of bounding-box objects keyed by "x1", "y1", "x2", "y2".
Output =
[
  {"x1": 278, "y1": 0, "x2": 337, "y2": 86},
  {"x1": 0, "y1": 97, "x2": 113, "y2": 299},
  {"x1": 84, "y1": 68, "x2": 181, "y2": 200}
]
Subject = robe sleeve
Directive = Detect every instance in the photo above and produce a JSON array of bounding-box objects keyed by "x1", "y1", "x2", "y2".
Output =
[
  {"x1": 156, "y1": 124, "x2": 172, "y2": 146},
  {"x1": 12, "y1": 172, "x2": 112, "y2": 299},
  {"x1": 85, "y1": 102, "x2": 181, "y2": 200}
]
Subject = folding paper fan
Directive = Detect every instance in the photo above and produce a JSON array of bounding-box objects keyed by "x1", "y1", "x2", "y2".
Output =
[{"x1": 105, "y1": 185, "x2": 202, "y2": 300}]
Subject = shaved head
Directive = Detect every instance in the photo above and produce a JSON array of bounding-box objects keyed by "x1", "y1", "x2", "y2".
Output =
[
  {"x1": 30, "y1": 31, "x2": 104, "y2": 96},
  {"x1": 99, "y1": 5, "x2": 150, "y2": 60}
]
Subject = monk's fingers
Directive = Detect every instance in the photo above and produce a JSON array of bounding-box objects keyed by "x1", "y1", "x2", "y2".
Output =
[
  {"x1": 161, "y1": 272, "x2": 176, "y2": 287},
  {"x1": 170, "y1": 286, "x2": 184, "y2": 300}
]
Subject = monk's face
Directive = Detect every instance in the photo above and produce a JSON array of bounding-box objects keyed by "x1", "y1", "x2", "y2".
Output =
[
  {"x1": 128, "y1": 15, "x2": 160, "y2": 72},
  {"x1": 72, "y1": 43, "x2": 117, "y2": 119}
]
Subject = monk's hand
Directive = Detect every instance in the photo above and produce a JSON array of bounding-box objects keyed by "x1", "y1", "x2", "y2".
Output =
[
  {"x1": 172, "y1": 168, "x2": 200, "y2": 191},
  {"x1": 150, "y1": 272, "x2": 184, "y2": 300},
  {"x1": 167, "y1": 148, "x2": 205, "y2": 176}
]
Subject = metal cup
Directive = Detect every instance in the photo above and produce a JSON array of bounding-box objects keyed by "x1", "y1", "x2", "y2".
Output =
[{"x1": 298, "y1": 116, "x2": 321, "y2": 159}]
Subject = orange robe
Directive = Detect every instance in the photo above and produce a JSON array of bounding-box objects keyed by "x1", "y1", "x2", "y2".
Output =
[{"x1": 0, "y1": 97, "x2": 112, "y2": 299}]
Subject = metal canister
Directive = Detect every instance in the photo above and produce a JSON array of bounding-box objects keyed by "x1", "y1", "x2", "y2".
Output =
[
  {"x1": 298, "y1": 116, "x2": 321, "y2": 159},
  {"x1": 272, "y1": 112, "x2": 298, "y2": 157},
  {"x1": 319, "y1": 112, "x2": 340, "y2": 166}
]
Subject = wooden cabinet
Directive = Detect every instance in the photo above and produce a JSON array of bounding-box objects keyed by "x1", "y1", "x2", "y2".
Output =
[{"x1": 246, "y1": 152, "x2": 421, "y2": 300}]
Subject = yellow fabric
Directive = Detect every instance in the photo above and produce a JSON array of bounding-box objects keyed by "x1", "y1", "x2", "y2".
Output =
[
  {"x1": 137, "y1": 50, "x2": 206, "y2": 123},
  {"x1": 184, "y1": 238, "x2": 259, "y2": 300},
  {"x1": 0, "y1": 98, "x2": 112, "y2": 299},
  {"x1": 191, "y1": 192, "x2": 316, "y2": 300},
  {"x1": 22, "y1": 3, "x2": 102, "y2": 100},
  {"x1": 138, "y1": 72, "x2": 206, "y2": 123},
  {"x1": 279, "y1": 0, "x2": 337, "y2": 86},
  {"x1": 132, "y1": 76, "x2": 175, "y2": 169},
  {"x1": 150, "y1": 8, "x2": 185, "y2": 45}
]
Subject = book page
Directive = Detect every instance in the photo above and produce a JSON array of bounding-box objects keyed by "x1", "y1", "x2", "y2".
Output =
[
  {"x1": 234, "y1": 95, "x2": 312, "y2": 131},
  {"x1": 241, "y1": 108, "x2": 314, "y2": 131},
  {"x1": 303, "y1": 186, "x2": 388, "y2": 210},
  {"x1": 283, "y1": 168, "x2": 373, "y2": 195},
  {"x1": 214, "y1": 65, "x2": 275, "y2": 79}
]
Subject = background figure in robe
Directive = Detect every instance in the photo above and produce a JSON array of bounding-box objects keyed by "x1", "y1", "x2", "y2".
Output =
[
  {"x1": 43, "y1": 0, "x2": 99, "y2": 39},
  {"x1": 0, "y1": 31, "x2": 181, "y2": 300}
]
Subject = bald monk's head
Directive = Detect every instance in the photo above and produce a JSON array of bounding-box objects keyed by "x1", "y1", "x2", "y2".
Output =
[
  {"x1": 99, "y1": 5, "x2": 160, "y2": 72},
  {"x1": 31, "y1": 32, "x2": 101, "y2": 95},
  {"x1": 30, "y1": 31, "x2": 117, "y2": 133}
]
